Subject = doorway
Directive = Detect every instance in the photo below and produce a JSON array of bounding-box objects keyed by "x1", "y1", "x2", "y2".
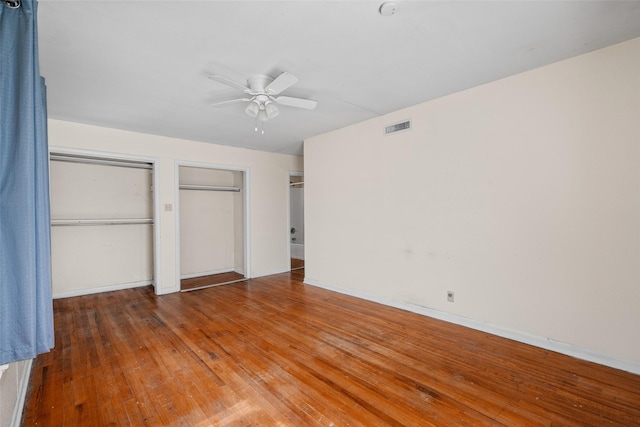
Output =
[{"x1": 289, "y1": 173, "x2": 304, "y2": 271}]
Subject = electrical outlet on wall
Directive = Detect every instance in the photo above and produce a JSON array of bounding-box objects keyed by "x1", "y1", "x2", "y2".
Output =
[{"x1": 447, "y1": 291, "x2": 454, "y2": 302}]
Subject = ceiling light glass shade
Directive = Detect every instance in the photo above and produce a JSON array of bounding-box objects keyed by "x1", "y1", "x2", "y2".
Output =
[
  {"x1": 265, "y1": 102, "x2": 279, "y2": 119},
  {"x1": 245, "y1": 101, "x2": 260, "y2": 117}
]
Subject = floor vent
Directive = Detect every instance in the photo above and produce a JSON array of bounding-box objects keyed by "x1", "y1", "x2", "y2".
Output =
[{"x1": 384, "y1": 119, "x2": 412, "y2": 135}]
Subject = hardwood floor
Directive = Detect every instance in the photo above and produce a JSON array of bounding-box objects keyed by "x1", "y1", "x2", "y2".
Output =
[
  {"x1": 181, "y1": 271, "x2": 246, "y2": 291},
  {"x1": 291, "y1": 258, "x2": 305, "y2": 270},
  {"x1": 23, "y1": 269, "x2": 640, "y2": 426}
]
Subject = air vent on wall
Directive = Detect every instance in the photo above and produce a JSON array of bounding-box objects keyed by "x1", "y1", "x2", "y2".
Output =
[{"x1": 384, "y1": 119, "x2": 411, "y2": 135}]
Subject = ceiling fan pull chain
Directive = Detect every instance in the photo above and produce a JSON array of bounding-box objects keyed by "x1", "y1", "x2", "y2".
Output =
[{"x1": 255, "y1": 113, "x2": 265, "y2": 134}]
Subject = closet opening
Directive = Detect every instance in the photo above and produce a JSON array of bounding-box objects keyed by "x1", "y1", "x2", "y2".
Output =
[
  {"x1": 289, "y1": 173, "x2": 304, "y2": 271},
  {"x1": 178, "y1": 164, "x2": 248, "y2": 291},
  {"x1": 49, "y1": 151, "x2": 158, "y2": 298}
]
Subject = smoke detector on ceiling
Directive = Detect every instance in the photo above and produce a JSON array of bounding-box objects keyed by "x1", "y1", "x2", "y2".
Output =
[{"x1": 379, "y1": 2, "x2": 398, "y2": 17}]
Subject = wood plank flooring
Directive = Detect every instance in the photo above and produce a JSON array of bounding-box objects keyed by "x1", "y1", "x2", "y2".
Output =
[
  {"x1": 23, "y1": 269, "x2": 640, "y2": 426},
  {"x1": 181, "y1": 271, "x2": 246, "y2": 291},
  {"x1": 291, "y1": 258, "x2": 305, "y2": 270}
]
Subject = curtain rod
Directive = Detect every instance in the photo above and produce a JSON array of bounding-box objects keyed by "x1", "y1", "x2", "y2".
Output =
[{"x1": 2, "y1": 0, "x2": 21, "y2": 9}]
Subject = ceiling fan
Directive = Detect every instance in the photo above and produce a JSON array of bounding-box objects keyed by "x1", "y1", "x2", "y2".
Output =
[{"x1": 209, "y1": 72, "x2": 317, "y2": 134}]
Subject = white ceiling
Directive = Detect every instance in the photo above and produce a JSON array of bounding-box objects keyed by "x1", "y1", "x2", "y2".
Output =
[{"x1": 38, "y1": 1, "x2": 640, "y2": 155}]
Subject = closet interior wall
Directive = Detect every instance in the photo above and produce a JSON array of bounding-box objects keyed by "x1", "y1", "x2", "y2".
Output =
[
  {"x1": 179, "y1": 166, "x2": 244, "y2": 279},
  {"x1": 49, "y1": 155, "x2": 154, "y2": 297}
]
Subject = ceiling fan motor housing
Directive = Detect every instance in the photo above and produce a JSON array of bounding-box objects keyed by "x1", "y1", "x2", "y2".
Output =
[{"x1": 247, "y1": 75, "x2": 271, "y2": 93}]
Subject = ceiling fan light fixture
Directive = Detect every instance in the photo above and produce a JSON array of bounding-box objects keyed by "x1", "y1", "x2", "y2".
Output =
[
  {"x1": 265, "y1": 101, "x2": 279, "y2": 119},
  {"x1": 245, "y1": 100, "x2": 260, "y2": 117}
]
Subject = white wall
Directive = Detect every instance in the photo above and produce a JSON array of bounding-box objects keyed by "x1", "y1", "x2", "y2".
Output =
[
  {"x1": 0, "y1": 360, "x2": 31, "y2": 427},
  {"x1": 48, "y1": 119, "x2": 303, "y2": 294},
  {"x1": 305, "y1": 38, "x2": 640, "y2": 369}
]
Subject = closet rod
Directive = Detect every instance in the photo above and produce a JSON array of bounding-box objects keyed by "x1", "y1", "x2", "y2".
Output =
[
  {"x1": 290, "y1": 181, "x2": 304, "y2": 186},
  {"x1": 51, "y1": 219, "x2": 154, "y2": 226},
  {"x1": 50, "y1": 154, "x2": 152, "y2": 170},
  {"x1": 179, "y1": 184, "x2": 241, "y2": 192}
]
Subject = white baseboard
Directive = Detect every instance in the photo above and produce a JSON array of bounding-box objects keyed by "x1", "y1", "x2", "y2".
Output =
[
  {"x1": 53, "y1": 280, "x2": 152, "y2": 299},
  {"x1": 11, "y1": 358, "x2": 33, "y2": 427},
  {"x1": 303, "y1": 278, "x2": 640, "y2": 376}
]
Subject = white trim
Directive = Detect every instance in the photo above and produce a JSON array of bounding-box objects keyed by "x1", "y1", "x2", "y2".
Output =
[
  {"x1": 172, "y1": 161, "x2": 183, "y2": 295},
  {"x1": 303, "y1": 278, "x2": 640, "y2": 376},
  {"x1": 52, "y1": 280, "x2": 152, "y2": 299},
  {"x1": 243, "y1": 167, "x2": 251, "y2": 278},
  {"x1": 11, "y1": 358, "x2": 32, "y2": 427},
  {"x1": 151, "y1": 157, "x2": 162, "y2": 294},
  {"x1": 180, "y1": 268, "x2": 235, "y2": 280},
  {"x1": 48, "y1": 146, "x2": 163, "y2": 296}
]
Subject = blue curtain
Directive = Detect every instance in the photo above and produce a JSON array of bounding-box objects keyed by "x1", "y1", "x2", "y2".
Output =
[{"x1": 0, "y1": 0, "x2": 54, "y2": 365}]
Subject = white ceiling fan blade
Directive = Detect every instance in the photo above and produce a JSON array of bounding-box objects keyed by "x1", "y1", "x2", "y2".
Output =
[
  {"x1": 275, "y1": 96, "x2": 317, "y2": 110},
  {"x1": 211, "y1": 98, "x2": 251, "y2": 107},
  {"x1": 209, "y1": 75, "x2": 251, "y2": 93},
  {"x1": 265, "y1": 72, "x2": 298, "y2": 95}
]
